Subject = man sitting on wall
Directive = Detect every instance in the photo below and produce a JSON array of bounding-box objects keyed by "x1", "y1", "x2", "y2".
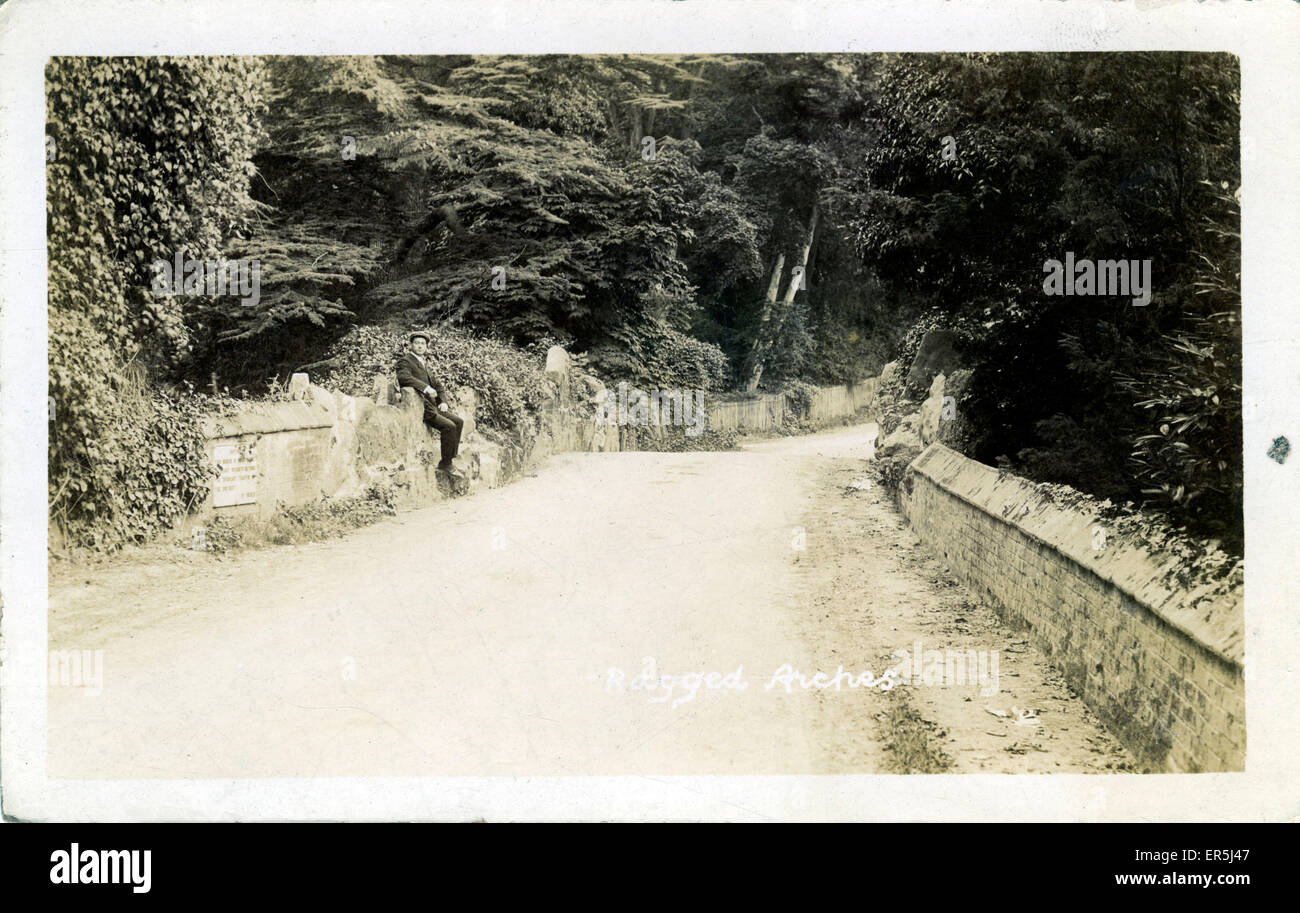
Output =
[{"x1": 396, "y1": 331, "x2": 464, "y2": 473}]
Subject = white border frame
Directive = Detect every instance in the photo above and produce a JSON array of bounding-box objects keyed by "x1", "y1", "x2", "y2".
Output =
[{"x1": 3, "y1": 0, "x2": 1298, "y2": 822}]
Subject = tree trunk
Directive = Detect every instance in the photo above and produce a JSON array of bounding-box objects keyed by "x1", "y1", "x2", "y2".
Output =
[
  {"x1": 629, "y1": 103, "x2": 642, "y2": 155},
  {"x1": 781, "y1": 204, "x2": 819, "y2": 306},
  {"x1": 682, "y1": 65, "x2": 698, "y2": 141},
  {"x1": 764, "y1": 253, "x2": 785, "y2": 304},
  {"x1": 745, "y1": 202, "x2": 819, "y2": 392},
  {"x1": 743, "y1": 254, "x2": 785, "y2": 392}
]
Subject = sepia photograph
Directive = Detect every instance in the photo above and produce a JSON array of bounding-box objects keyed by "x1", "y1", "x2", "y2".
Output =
[
  {"x1": 40, "y1": 49, "x2": 1244, "y2": 779},
  {"x1": 2, "y1": 0, "x2": 1296, "y2": 836}
]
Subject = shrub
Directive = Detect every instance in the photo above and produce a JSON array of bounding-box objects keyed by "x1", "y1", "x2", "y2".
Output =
[
  {"x1": 782, "y1": 380, "x2": 820, "y2": 420},
  {"x1": 1015, "y1": 413, "x2": 1134, "y2": 502},
  {"x1": 317, "y1": 324, "x2": 551, "y2": 433},
  {"x1": 265, "y1": 484, "x2": 398, "y2": 546},
  {"x1": 49, "y1": 360, "x2": 221, "y2": 549},
  {"x1": 203, "y1": 516, "x2": 246, "y2": 554},
  {"x1": 870, "y1": 454, "x2": 912, "y2": 497},
  {"x1": 647, "y1": 327, "x2": 732, "y2": 392},
  {"x1": 1118, "y1": 311, "x2": 1243, "y2": 548},
  {"x1": 624, "y1": 426, "x2": 738, "y2": 453},
  {"x1": 588, "y1": 324, "x2": 731, "y2": 393}
]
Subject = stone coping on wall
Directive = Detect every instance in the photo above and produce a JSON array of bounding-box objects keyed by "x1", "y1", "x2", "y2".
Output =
[
  {"x1": 907, "y1": 443, "x2": 1243, "y2": 668},
  {"x1": 199, "y1": 374, "x2": 882, "y2": 441},
  {"x1": 189, "y1": 370, "x2": 885, "y2": 526},
  {"x1": 201, "y1": 397, "x2": 334, "y2": 439}
]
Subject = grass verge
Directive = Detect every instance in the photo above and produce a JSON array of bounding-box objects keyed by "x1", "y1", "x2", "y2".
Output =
[
  {"x1": 877, "y1": 693, "x2": 955, "y2": 774},
  {"x1": 196, "y1": 483, "x2": 399, "y2": 554}
]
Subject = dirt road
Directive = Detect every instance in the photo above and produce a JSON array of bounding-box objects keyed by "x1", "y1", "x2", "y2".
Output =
[{"x1": 48, "y1": 422, "x2": 1132, "y2": 777}]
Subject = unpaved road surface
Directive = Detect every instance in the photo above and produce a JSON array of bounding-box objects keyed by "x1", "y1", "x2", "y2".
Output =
[{"x1": 48, "y1": 423, "x2": 1132, "y2": 777}]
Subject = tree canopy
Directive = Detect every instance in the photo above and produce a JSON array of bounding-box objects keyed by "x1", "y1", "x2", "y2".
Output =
[{"x1": 48, "y1": 52, "x2": 1242, "y2": 550}]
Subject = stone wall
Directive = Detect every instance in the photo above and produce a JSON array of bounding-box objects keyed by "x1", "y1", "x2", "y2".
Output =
[
  {"x1": 899, "y1": 443, "x2": 1245, "y2": 773},
  {"x1": 189, "y1": 361, "x2": 881, "y2": 535},
  {"x1": 193, "y1": 377, "x2": 517, "y2": 531}
]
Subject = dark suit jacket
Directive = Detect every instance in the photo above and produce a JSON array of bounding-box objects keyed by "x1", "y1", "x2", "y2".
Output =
[{"x1": 396, "y1": 352, "x2": 449, "y2": 406}]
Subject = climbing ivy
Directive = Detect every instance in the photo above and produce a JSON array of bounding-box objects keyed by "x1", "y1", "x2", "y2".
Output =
[{"x1": 47, "y1": 57, "x2": 266, "y2": 549}]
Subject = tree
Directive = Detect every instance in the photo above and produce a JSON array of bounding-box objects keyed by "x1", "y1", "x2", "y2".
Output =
[
  {"x1": 207, "y1": 55, "x2": 756, "y2": 389},
  {"x1": 831, "y1": 51, "x2": 1241, "y2": 543}
]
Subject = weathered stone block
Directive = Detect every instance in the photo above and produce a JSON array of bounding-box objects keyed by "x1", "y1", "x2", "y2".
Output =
[
  {"x1": 545, "y1": 345, "x2": 570, "y2": 404},
  {"x1": 373, "y1": 373, "x2": 398, "y2": 406},
  {"x1": 478, "y1": 453, "x2": 501, "y2": 488},
  {"x1": 905, "y1": 329, "x2": 963, "y2": 395},
  {"x1": 879, "y1": 411, "x2": 924, "y2": 463},
  {"x1": 452, "y1": 387, "x2": 480, "y2": 443},
  {"x1": 918, "y1": 373, "x2": 946, "y2": 445}
]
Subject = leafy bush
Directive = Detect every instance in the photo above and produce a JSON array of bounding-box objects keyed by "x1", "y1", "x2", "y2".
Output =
[
  {"x1": 1115, "y1": 184, "x2": 1242, "y2": 549},
  {"x1": 1118, "y1": 312, "x2": 1242, "y2": 547},
  {"x1": 588, "y1": 323, "x2": 731, "y2": 393},
  {"x1": 623, "y1": 426, "x2": 738, "y2": 453},
  {"x1": 870, "y1": 454, "x2": 912, "y2": 497},
  {"x1": 1014, "y1": 414, "x2": 1134, "y2": 502},
  {"x1": 317, "y1": 324, "x2": 551, "y2": 433},
  {"x1": 805, "y1": 315, "x2": 896, "y2": 386},
  {"x1": 203, "y1": 516, "x2": 246, "y2": 554},
  {"x1": 47, "y1": 57, "x2": 266, "y2": 549},
  {"x1": 645, "y1": 327, "x2": 732, "y2": 392},
  {"x1": 49, "y1": 377, "x2": 220, "y2": 549},
  {"x1": 782, "y1": 380, "x2": 820, "y2": 419}
]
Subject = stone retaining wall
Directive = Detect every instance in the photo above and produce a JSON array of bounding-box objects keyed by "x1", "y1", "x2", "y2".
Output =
[
  {"x1": 194, "y1": 380, "x2": 504, "y2": 526},
  {"x1": 899, "y1": 443, "x2": 1245, "y2": 773},
  {"x1": 188, "y1": 356, "x2": 880, "y2": 536}
]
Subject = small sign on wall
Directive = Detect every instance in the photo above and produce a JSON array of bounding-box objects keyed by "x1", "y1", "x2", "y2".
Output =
[{"x1": 212, "y1": 441, "x2": 258, "y2": 507}]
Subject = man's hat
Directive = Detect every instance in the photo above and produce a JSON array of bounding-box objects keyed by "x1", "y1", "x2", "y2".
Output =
[{"x1": 408, "y1": 331, "x2": 431, "y2": 344}]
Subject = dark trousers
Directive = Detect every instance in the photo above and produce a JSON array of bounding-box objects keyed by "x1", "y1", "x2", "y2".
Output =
[{"x1": 424, "y1": 404, "x2": 464, "y2": 466}]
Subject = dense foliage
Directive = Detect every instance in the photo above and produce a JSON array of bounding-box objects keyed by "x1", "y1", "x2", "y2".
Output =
[
  {"x1": 47, "y1": 57, "x2": 266, "y2": 547},
  {"x1": 48, "y1": 52, "x2": 1242, "y2": 551},
  {"x1": 1117, "y1": 186, "x2": 1242, "y2": 544},
  {"x1": 831, "y1": 53, "x2": 1241, "y2": 545}
]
